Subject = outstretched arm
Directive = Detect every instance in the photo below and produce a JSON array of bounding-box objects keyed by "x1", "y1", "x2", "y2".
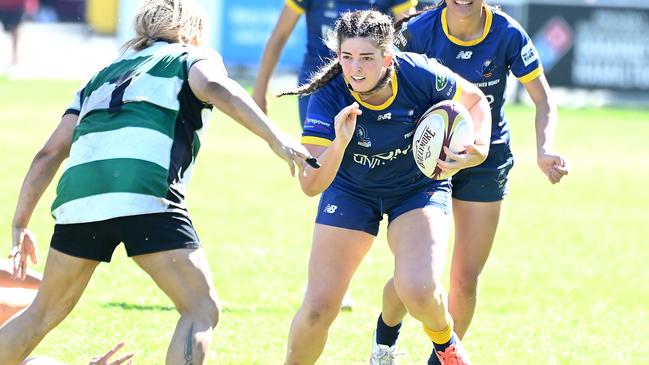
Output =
[
  {"x1": 252, "y1": 4, "x2": 302, "y2": 114},
  {"x1": 10, "y1": 113, "x2": 77, "y2": 280},
  {"x1": 523, "y1": 73, "x2": 569, "y2": 184},
  {"x1": 189, "y1": 57, "x2": 314, "y2": 177}
]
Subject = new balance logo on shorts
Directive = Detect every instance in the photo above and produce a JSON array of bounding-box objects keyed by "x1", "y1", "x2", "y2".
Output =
[{"x1": 323, "y1": 204, "x2": 338, "y2": 214}]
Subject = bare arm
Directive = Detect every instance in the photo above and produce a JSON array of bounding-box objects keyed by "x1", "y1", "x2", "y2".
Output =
[
  {"x1": 10, "y1": 113, "x2": 78, "y2": 279},
  {"x1": 298, "y1": 103, "x2": 361, "y2": 196},
  {"x1": 523, "y1": 73, "x2": 569, "y2": 184},
  {"x1": 188, "y1": 58, "x2": 313, "y2": 177},
  {"x1": 252, "y1": 5, "x2": 302, "y2": 114},
  {"x1": 392, "y1": 2, "x2": 416, "y2": 21}
]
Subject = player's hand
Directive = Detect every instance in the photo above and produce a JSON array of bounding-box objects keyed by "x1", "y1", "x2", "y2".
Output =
[
  {"x1": 9, "y1": 226, "x2": 38, "y2": 281},
  {"x1": 538, "y1": 152, "x2": 569, "y2": 184},
  {"x1": 436, "y1": 144, "x2": 488, "y2": 173},
  {"x1": 252, "y1": 88, "x2": 268, "y2": 115},
  {"x1": 269, "y1": 133, "x2": 319, "y2": 177},
  {"x1": 88, "y1": 342, "x2": 134, "y2": 365},
  {"x1": 334, "y1": 102, "x2": 362, "y2": 146}
]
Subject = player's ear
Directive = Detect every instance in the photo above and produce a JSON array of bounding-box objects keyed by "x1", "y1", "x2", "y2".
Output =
[{"x1": 383, "y1": 53, "x2": 393, "y2": 68}]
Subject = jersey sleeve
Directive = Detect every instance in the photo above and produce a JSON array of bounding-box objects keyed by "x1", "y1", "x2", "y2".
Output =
[
  {"x1": 63, "y1": 88, "x2": 83, "y2": 117},
  {"x1": 186, "y1": 47, "x2": 228, "y2": 77},
  {"x1": 390, "y1": 0, "x2": 417, "y2": 16},
  {"x1": 301, "y1": 89, "x2": 337, "y2": 147},
  {"x1": 506, "y1": 19, "x2": 543, "y2": 84},
  {"x1": 285, "y1": 0, "x2": 307, "y2": 15},
  {"x1": 419, "y1": 55, "x2": 463, "y2": 104}
]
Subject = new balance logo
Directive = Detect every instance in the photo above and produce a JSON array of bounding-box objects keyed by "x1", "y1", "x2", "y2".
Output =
[
  {"x1": 324, "y1": 204, "x2": 338, "y2": 214},
  {"x1": 456, "y1": 51, "x2": 473, "y2": 59},
  {"x1": 377, "y1": 112, "x2": 392, "y2": 121}
]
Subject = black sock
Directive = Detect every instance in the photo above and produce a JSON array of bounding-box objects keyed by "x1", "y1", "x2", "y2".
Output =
[{"x1": 375, "y1": 314, "x2": 402, "y2": 346}]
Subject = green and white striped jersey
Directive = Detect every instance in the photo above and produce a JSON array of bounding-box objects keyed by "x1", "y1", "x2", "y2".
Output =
[{"x1": 52, "y1": 41, "x2": 221, "y2": 224}]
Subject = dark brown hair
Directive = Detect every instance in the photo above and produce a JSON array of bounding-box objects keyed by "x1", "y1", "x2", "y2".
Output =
[{"x1": 278, "y1": 10, "x2": 395, "y2": 97}]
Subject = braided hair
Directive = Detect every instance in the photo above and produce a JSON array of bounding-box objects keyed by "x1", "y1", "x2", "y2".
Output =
[{"x1": 278, "y1": 10, "x2": 396, "y2": 97}]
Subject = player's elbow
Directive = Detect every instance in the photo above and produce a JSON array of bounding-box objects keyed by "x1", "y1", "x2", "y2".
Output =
[{"x1": 299, "y1": 178, "x2": 324, "y2": 197}]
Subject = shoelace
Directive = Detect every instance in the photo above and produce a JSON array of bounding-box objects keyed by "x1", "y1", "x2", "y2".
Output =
[{"x1": 372, "y1": 346, "x2": 406, "y2": 365}]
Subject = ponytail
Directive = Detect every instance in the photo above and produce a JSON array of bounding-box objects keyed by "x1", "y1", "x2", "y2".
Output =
[{"x1": 278, "y1": 59, "x2": 343, "y2": 97}]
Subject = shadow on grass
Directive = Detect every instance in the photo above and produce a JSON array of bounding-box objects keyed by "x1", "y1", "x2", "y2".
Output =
[{"x1": 103, "y1": 302, "x2": 175, "y2": 311}]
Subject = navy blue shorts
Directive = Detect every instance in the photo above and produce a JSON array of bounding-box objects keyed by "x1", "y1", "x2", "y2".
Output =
[
  {"x1": 50, "y1": 212, "x2": 201, "y2": 262},
  {"x1": 0, "y1": 10, "x2": 25, "y2": 32},
  {"x1": 315, "y1": 183, "x2": 452, "y2": 236},
  {"x1": 452, "y1": 143, "x2": 515, "y2": 202}
]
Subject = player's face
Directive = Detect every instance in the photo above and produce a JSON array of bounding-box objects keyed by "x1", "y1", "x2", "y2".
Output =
[
  {"x1": 339, "y1": 37, "x2": 391, "y2": 93},
  {"x1": 445, "y1": 0, "x2": 483, "y2": 19}
]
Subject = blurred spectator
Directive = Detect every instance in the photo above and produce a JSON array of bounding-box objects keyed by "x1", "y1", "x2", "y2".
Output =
[{"x1": 0, "y1": 0, "x2": 38, "y2": 71}]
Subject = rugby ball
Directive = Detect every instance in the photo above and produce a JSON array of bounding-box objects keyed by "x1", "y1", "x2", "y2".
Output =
[{"x1": 412, "y1": 100, "x2": 475, "y2": 180}]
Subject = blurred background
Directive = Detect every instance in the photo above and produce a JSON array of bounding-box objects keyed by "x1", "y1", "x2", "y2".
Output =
[{"x1": 0, "y1": 0, "x2": 648, "y2": 108}]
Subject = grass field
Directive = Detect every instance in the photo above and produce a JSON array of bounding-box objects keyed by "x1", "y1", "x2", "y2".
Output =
[{"x1": 1, "y1": 77, "x2": 648, "y2": 364}]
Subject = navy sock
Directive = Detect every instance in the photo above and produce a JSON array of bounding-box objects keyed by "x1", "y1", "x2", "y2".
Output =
[
  {"x1": 375, "y1": 314, "x2": 402, "y2": 346},
  {"x1": 432, "y1": 332, "x2": 458, "y2": 353}
]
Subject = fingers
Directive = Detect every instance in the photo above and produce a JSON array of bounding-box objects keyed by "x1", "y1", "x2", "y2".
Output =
[
  {"x1": 110, "y1": 352, "x2": 135, "y2": 365},
  {"x1": 99, "y1": 342, "x2": 125, "y2": 361}
]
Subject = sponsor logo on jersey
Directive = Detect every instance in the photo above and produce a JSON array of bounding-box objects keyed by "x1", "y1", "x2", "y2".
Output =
[
  {"x1": 304, "y1": 117, "x2": 331, "y2": 132},
  {"x1": 456, "y1": 50, "x2": 473, "y2": 59},
  {"x1": 435, "y1": 72, "x2": 448, "y2": 91},
  {"x1": 356, "y1": 125, "x2": 371, "y2": 147},
  {"x1": 521, "y1": 42, "x2": 539, "y2": 67},
  {"x1": 353, "y1": 144, "x2": 412, "y2": 169},
  {"x1": 377, "y1": 112, "x2": 392, "y2": 121},
  {"x1": 479, "y1": 59, "x2": 495, "y2": 79},
  {"x1": 323, "y1": 204, "x2": 338, "y2": 214}
]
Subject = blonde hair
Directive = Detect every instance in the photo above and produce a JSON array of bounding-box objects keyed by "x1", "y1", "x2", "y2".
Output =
[{"x1": 121, "y1": 0, "x2": 206, "y2": 52}]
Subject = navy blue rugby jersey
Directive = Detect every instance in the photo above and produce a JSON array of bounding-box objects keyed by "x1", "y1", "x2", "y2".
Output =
[
  {"x1": 302, "y1": 52, "x2": 462, "y2": 196},
  {"x1": 395, "y1": 4, "x2": 542, "y2": 144},
  {"x1": 285, "y1": 0, "x2": 416, "y2": 84}
]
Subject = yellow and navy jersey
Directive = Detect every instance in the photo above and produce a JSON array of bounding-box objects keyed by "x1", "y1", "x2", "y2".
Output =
[
  {"x1": 285, "y1": 0, "x2": 416, "y2": 84},
  {"x1": 395, "y1": 4, "x2": 543, "y2": 144},
  {"x1": 302, "y1": 52, "x2": 461, "y2": 196}
]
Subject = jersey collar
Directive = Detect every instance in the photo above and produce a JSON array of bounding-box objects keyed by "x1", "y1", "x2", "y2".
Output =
[
  {"x1": 345, "y1": 69, "x2": 398, "y2": 111},
  {"x1": 441, "y1": 4, "x2": 493, "y2": 47}
]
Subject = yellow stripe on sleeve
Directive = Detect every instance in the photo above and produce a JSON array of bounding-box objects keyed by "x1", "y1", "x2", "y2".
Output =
[
  {"x1": 451, "y1": 84, "x2": 463, "y2": 101},
  {"x1": 518, "y1": 66, "x2": 543, "y2": 84},
  {"x1": 302, "y1": 136, "x2": 332, "y2": 147},
  {"x1": 391, "y1": 0, "x2": 417, "y2": 16},
  {"x1": 285, "y1": 0, "x2": 305, "y2": 15}
]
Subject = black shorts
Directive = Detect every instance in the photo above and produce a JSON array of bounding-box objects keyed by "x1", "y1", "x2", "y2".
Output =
[
  {"x1": 0, "y1": 10, "x2": 26, "y2": 32},
  {"x1": 50, "y1": 212, "x2": 201, "y2": 262}
]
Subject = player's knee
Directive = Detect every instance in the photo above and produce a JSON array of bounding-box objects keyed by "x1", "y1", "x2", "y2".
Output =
[
  {"x1": 303, "y1": 296, "x2": 339, "y2": 327},
  {"x1": 179, "y1": 295, "x2": 220, "y2": 329},
  {"x1": 396, "y1": 279, "x2": 445, "y2": 313},
  {"x1": 452, "y1": 269, "x2": 481, "y2": 293}
]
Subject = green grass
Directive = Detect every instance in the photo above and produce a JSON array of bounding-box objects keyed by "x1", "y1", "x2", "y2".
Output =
[{"x1": 1, "y1": 78, "x2": 648, "y2": 364}]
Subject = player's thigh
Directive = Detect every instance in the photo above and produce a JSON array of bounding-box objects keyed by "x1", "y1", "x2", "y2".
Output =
[
  {"x1": 451, "y1": 199, "x2": 502, "y2": 276},
  {"x1": 32, "y1": 248, "x2": 100, "y2": 311},
  {"x1": 132, "y1": 248, "x2": 217, "y2": 311},
  {"x1": 305, "y1": 224, "x2": 374, "y2": 300},
  {"x1": 386, "y1": 185, "x2": 452, "y2": 282}
]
